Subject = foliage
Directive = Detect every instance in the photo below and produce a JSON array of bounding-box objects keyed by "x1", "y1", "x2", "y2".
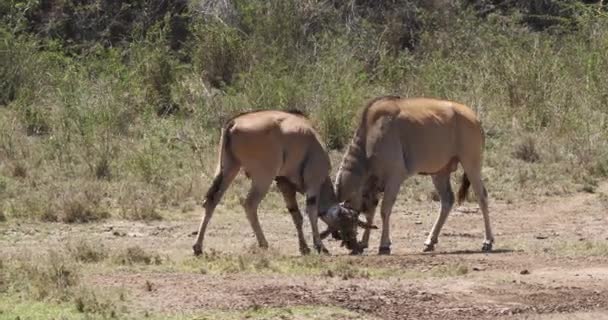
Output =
[{"x1": 0, "y1": 0, "x2": 607, "y2": 221}]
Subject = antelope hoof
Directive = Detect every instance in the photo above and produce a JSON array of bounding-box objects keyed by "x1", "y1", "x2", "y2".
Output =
[
  {"x1": 350, "y1": 245, "x2": 364, "y2": 256},
  {"x1": 315, "y1": 244, "x2": 330, "y2": 255},
  {"x1": 300, "y1": 246, "x2": 311, "y2": 256},
  {"x1": 378, "y1": 246, "x2": 391, "y2": 255},
  {"x1": 423, "y1": 243, "x2": 435, "y2": 252},
  {"x1": 482, "y1": 242, "x2": 493, "y2": 252},
  {"x1": 192, "y1": 244, "x2": 203, "y2": 256},
  {"x1": 357, "y1": 241, "x2": 369, "y2": 250}
]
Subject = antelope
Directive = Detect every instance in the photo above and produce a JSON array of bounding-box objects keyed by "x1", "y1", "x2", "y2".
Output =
[
  {"x1": 334, "y1": 96, "x2": 494, "y2": 255},
  {"x1": 192, "y1": 109, "x2": 365, "y2": 256}
]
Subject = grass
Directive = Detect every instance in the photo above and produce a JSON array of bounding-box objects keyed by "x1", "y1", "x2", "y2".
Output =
[
  {"x1": 137, "y1": 247, "x2": 473, "y2": 280},
  {"x1": 176, "y1": 305, "x2": 366, "y2": 320},
  {"x1": 0, "y1": 242, "x2": 440, "y2": 320},
  {"x1": 1, "y1": 1, "x2": 607, "y2": 224},
  {"x1": 552, "y1": 240, "x2": 608, "y2": 257},
  {"x1": 512, "y1": 237, "x2": 608, "y2": 258},
  {"x1": 0, "y1": 12, "x2": 606, "y2": 320},
  {"x1": 0, "y1": 249, "x2": 127, "y2": 319},
  {"x1": 0, "y1": 298, "x2": 110, "y2": 320},
  {"x1": 0, "y1": 299, "x2": 365, "y2": 320},
  {"x1": 429, "y1": 263, "x2": 470, "y2": 277},
  {"x1": 2, "y1": 250, "x2": 80, "y2": 301},
  {"x1": 111, "y1": 246, "x2": 164, "y2": 266},
  {"x1": 67, "y1": 240, "x2": 108, "y2": 263},
  {"x1": 18, "y1": 236, "x2": 472, "y2": 280}
]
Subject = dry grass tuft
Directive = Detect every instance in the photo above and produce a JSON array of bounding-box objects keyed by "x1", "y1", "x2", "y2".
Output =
[
  {"x1": 3, "y1": 250, "x2": 80, "y2": 301},
  {"x1": 431, "y1": 263, "x2": 469, "y2": 277},
  {"x1": 118, "y1": 185, "x2": 164, "y2": 221},
  {"x1": 112, "y1": 246, "x2": 163, "y2": 266},
  {"x1": 68, "y1": 240, "x2": 108, "y2": 263},
  {"x1": 11, "y1": 162, "x2": 27, "y2": 179},
  {"x1": 513, "y1": 136, "x2": 541, "y2": 163},
  {"x1": 59, "y1": 196, "x2": 109, "y2": 224}
]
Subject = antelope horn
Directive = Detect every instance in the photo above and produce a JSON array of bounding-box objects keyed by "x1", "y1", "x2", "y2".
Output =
[{"x1": 357, "y1": 219, "x2": 378, "y2": 229}]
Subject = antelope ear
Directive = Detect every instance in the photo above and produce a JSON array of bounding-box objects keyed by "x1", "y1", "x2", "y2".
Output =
[{"x1": 357, "y1": 219, "x2": 378, "y2": 229}]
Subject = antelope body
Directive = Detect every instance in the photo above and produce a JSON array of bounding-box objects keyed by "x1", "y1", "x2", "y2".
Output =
[
  {"x1": 335, "y1": 96, "x2": 494, "y2": 254},
  {"x1": 192, "y1": 110, "x2": 356, "y2": 256}
]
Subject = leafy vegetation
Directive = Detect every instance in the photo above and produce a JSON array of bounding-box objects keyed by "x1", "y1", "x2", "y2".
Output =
[{"x1": 0, "y1": 0, "x2": 607, "y2": 223}]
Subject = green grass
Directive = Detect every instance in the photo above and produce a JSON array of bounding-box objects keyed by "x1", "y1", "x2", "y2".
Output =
[
  {"x1": 1, "y1": 1, "x2": 607, "y2": 223},
  {"x1": 77, "y1": 246, "x2": 471, "y2": 280},
  {"x1": 20, "y1": 238, "x2": 474, "y2": 280},
  {"x1": 0, "y1": 298, "x2": 364, "y2": 320},
  {"x1": 0, "y1": 298, "x2": 108, "y2": 320}
]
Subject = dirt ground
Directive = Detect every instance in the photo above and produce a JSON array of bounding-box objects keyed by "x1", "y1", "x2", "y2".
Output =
[{"x1": 2, "y1": 181, "x2": 608, "y2": 319}]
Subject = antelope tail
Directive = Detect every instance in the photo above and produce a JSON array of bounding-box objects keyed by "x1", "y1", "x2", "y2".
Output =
[
  {"x1": 457, "y1": 173, "x2": 470, "y2": 205},
  {"x1": 203, "y1": 121, "x2": 235, "y2": 206}
]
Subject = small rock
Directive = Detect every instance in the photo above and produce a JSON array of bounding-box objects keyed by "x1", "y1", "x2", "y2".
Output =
[
  {"x1": 472, "y1": 266, "x2": 485, "y2": 271},
  {"x1": 520, "y1": 269, "x2": 530, "y2": 275},
  {"x1": 415, "y1": 221, "x2": 422, "y2": 225},
  {"x1": 112, "y1": 231, "x2": 126, "y2": 237},
  {"x1": 535, "y1": 235, "x2": 548, "y2": 240}
]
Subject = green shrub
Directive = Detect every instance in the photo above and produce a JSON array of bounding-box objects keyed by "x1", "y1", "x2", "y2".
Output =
[
  {"x1": 142, "y1": 46, "x2": 179, "y2": 116},
  {"x1": 192, "y1": 19, "x2": 247, "y2": 88}
]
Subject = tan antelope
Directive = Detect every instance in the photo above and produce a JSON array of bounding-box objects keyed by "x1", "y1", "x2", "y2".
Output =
[
  {"x1": 192, "y1": 109, "x2": 364, "y2": 256},
  {"x1": 334, "y1": 96, "x2": 494, "y2": 254}
]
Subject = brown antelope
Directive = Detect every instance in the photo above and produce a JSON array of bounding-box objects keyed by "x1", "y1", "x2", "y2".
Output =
[
  {"x1": 192, "y1": 110, "x2": 365, "y2": 256},
  {"x1": 334, "y1": 96, "x2": 494, "y2": 255}
]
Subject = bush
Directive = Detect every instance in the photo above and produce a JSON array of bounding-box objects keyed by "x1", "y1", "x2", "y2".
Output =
[
  {"x1": 142, "y1": 46, "x2": 179, "y2": 116},
  {"x1": 0, "y1": 29, "x2": 26, "y2": 106},
  {"x1": 73, "y1": 287, "x2": 119, "y2": 317},
  {"x1": 68, "y1": 241, "x2": 108, "y2": 263},
  {"x1": 192, "y1": 19, "x2": 247, "y2": 88},
  {"x1": 513, "y1": 136, "x2": 541, "y2": 163},
  {"x1": 56, "y1": 186, "x2": 109, "y2": 224}
]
